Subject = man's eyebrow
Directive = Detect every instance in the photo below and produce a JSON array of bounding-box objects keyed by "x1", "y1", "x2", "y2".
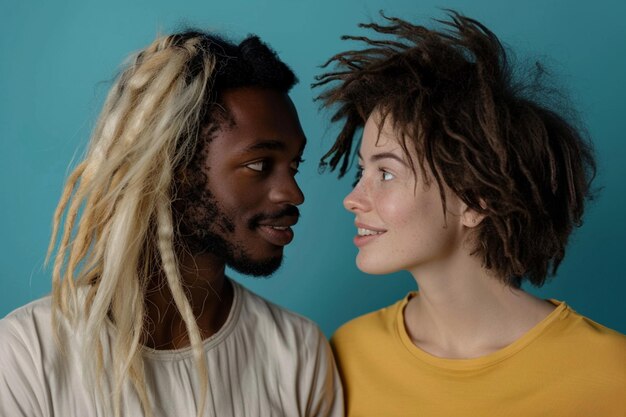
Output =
[
  {"x1": 357, "y1": 151, "x2": 407, "y2": 165},
  {"x1": 243, "y1": 138, "x2": 307, "y2": 155},
  {"x1": 243, "y1": 140, "x2": 286, "y2": 152}
]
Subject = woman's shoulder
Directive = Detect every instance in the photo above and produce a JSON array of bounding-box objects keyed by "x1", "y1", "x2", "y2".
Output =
[
  {"x1": 331, "y1": 295, "x2": 410, "y2": 350},
  {"x1": 559, "y1": 306, "x2": 626, "y2": 355},
  {"x1": 532, "y1": 302, "x2": 626, "y2": 386}
]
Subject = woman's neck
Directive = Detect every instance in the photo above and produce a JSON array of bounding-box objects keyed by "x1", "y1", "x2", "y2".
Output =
[{"x1": 405, "y1": 254, "x2": 555, "y2": 359}]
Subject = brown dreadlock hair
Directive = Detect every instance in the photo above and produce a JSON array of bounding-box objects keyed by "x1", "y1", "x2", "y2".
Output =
[{"x1": 313, "y1": 11, "x2": 596, "y2": 288}]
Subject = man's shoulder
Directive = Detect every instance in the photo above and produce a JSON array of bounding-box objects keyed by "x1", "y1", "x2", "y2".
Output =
[
  {"x1": 231, "y1": 282, "x2": 343, "y2": 417},
  {"x1": 0, "y1": 296, "x2": 56, "y2": 374},
  {"x1": 235, "y1": 280, "x2": 324, "y2": 343},
  {"x1": 0, "y1": 297, "x2": 56, "y2": 417},
  {"x1": 0, "y1": 296, "x2": 54, "y2": 341}
]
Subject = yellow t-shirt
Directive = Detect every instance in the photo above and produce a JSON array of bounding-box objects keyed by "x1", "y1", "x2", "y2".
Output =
[{"x1": 331, "y1": 295, "x2": 626, "y2": 417}]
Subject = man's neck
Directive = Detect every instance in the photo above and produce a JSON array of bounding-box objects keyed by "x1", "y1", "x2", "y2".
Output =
[{"x1": 143, "y1": 251, "x2": 234, "y2": 350}]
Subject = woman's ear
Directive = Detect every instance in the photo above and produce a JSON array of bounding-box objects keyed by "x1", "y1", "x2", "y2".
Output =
[{"x1": 460, "y1": 199, "x2": 486, "y2": 228}]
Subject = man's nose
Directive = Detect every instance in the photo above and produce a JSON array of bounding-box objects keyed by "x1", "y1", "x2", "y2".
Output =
[{"x1": 268, "y1": 174, "x2": 305, "y2": 206}]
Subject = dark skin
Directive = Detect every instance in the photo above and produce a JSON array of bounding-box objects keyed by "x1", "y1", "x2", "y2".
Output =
[{"x1": 144, "y1": 87, "x2": 306, "y2": 350}]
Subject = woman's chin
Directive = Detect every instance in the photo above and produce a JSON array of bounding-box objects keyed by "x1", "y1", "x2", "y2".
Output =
[{"x1": 356, "y1": 254, "x2": 398, "y2": 275}]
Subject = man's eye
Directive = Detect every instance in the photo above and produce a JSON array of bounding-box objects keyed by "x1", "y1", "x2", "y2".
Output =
[
  {"x1": 246, "y1": 161, "x2": 266, "y2": 172},
  {"x1": 290, "y1": 157, "x2": 305, "y2": 173}
]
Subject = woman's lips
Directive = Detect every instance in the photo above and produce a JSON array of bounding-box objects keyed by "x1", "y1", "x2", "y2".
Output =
[
  {"x1": 353, "y1": 231, "x2": 385, "y2": 247},
  {"x1": 353, "y1": 222, "x2": 387, "y2": 247}
]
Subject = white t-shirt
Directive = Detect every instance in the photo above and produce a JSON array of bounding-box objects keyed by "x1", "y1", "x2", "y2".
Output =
[{"x1": 0, "y1": 280, "x2": 343, "y2": 417}]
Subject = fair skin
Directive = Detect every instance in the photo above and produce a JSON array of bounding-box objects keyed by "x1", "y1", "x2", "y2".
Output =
[{"x1": 344, "y1": 110, "x2": 555, "y2": 359}]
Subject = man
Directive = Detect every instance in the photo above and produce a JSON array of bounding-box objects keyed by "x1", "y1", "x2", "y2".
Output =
[{"x1": 0, "y1": 31, "x2": 342, "y2": 417}]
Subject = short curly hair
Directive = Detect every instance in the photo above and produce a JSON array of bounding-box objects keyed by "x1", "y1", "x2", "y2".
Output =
[{"x1": 314, "y1": 11, "x2": 596, "y2": 288}]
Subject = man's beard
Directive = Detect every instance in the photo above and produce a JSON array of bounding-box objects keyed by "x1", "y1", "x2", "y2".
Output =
[
  {"x1": 176, "y1": 190, "x2": 286, "y2": 277},
  {"x1": 187, "y1": 228, "x2": 283, "y2": 277}
]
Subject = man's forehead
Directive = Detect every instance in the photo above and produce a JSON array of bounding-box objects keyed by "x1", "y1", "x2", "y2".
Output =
[
  {"x1": 209, "y1": 87, "x2": 306, "y2": 154},
  {"x1": 220, "y1": 87, "x2": 295, "y2": 121}
]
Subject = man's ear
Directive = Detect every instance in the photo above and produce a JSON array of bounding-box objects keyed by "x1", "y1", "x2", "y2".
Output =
[{"x1": 460, "y1": 199, "x2": 486, "y2": 228}]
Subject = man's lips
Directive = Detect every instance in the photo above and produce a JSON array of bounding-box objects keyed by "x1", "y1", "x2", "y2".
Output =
[
  {"x1": 257, "y1": 215, "x2": 299, "y2": 228},
  {"x1": 255, "y1": 216, "x2": 299, "y2": 246}
]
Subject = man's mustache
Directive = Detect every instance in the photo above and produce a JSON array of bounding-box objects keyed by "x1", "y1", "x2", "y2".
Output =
[{"x1": 248, "y1": 205, "x2": 300, "y2": 228}]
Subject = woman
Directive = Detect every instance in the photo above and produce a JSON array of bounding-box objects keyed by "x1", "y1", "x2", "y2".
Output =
[{"x1": 314, "y1": 11, "x2": 625, "y2": 417}]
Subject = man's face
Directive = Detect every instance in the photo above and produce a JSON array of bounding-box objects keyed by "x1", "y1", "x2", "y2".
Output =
[{"x1": 178, "y1": 87, "x2": 306, "y2": 276}]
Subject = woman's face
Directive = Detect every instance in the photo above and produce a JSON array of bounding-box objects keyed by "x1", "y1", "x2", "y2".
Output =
[{"x1": 344, "y1": 111, "x2": 468, "y2": 275}]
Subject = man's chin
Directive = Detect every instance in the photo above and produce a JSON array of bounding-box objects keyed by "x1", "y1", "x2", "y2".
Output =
[{"x1": 227, "y1": 255, "x2": 283, "y2": 277}]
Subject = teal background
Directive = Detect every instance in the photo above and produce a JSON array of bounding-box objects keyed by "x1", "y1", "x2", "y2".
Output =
[{"x1": 1, "y1": 0, "x2": 624, "y2": 336}]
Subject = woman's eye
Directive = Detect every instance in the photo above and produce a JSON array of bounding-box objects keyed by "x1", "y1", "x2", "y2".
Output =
[
  {"x1": 246, "y1": 161, "x2": 266, "y2": 172},
  {"x1": 381, "y1": 170, "x2": 395, "y2": 181}
]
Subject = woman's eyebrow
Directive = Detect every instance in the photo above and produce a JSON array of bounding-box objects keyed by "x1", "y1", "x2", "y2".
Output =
[{"x1": 357, "y1": 150, "x2": 407, "y2": 165}]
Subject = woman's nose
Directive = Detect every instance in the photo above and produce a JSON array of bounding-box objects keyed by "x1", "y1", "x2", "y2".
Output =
[{"x1": 343, "y1": 181, "x2": 369, "y2": 213}]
